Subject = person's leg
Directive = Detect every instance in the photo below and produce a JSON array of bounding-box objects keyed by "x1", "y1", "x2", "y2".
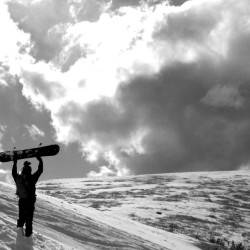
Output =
[
  {"x1": 25, "y1": 197, "x2": 36, "y2": 237},
  {"x1": 17, "y1": 199, "x2": 26, "y2": 228}
]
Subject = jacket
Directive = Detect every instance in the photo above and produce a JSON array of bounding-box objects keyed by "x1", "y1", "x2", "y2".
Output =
[{"x1": 12, "y1": 160, "x2": 43, "y2": 198}]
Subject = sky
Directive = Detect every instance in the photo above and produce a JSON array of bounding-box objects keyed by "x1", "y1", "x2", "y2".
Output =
[{"x1": 0, "y1": 0, "x2": 250, "y2": 182}]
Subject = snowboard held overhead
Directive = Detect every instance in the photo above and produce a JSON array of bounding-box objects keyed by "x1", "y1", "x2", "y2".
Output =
[{"x1": 0, "y1": 144, "x2": 60, "y2": 162}]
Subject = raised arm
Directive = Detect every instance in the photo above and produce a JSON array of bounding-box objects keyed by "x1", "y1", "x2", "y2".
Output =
[
  {"x1": 12, "y1": 154, "x2": 18, "y2": 181},
  {"x1": 33, "y1": 156, "x2": 43, "y2": 183}
]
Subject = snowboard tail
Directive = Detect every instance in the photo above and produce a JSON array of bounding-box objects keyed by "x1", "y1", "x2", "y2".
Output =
[{"x1": 0, "y1": 144, "x2": 60, "y2": 162}]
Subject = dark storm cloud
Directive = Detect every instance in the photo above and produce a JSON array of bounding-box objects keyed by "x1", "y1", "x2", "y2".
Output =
[
  {"x1": 115, "y1": 59, "x2": 250, "y2": 174},
  {"x1": 109, "y1": 0, "x2": 189, "y2": 10},
  {"x1": 109, "y1": 0, "x2": 141, "y2": 10},
  {"x1": 169, "y1": 0, "x2": 189, "y2": 6},
  {"x1": 56, "y1": 57, "x2": 250, "y2": 174},
  {"x1": 154, "y1": 5, "x2": 220, "y2": 43},
  {"x1": 0, "y1": 77, "x2": 55, "y2": 150},
  {"x1": 57, "y1": 98, "x2": 138, "y2": 145}
]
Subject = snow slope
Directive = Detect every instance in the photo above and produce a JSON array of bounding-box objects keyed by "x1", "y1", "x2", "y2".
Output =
[
  {"x1": 0, "y1": 181, "x2": 202, "y2": 250},
  {"x1": 38, "y1": 170, "x2": 250, "y2": 248}
]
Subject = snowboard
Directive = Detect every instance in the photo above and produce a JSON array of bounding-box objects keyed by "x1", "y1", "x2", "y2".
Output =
[{"x1": 0, "y1": 144, "x2": 60, "y2": 162}]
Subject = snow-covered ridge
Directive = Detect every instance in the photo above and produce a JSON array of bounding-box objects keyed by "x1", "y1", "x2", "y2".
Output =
[{"x1": 0, "y1": 179, "x2": 202, "y2": 250}]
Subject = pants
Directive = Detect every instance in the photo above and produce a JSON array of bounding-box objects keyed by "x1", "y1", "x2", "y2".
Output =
[{"x1": 17, "y1": 197, "x2": 36, "y2": 236}]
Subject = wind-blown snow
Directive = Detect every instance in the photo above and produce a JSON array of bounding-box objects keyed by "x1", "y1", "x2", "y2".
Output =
[{"x1": 0, "y1": 179, "x2": 202, "y2": 249}]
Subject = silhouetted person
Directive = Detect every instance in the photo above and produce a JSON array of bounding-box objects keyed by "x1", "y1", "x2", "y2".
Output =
[{"x1": 12, "y1": 156, "x2": 43, "y2": 237}]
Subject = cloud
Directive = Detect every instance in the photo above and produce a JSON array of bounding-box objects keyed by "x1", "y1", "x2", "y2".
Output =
[
  {"x1": 87, "y1": 151, "x2": 130, "y2": 178},
  {"x1": 70, "y1": 0, "x2": 111, "y2": 22},
  {"x1": 4, "y1": 0, "x2": 250, "y2": 177},
  {"x1": 87, "y1": 166, "x2": 115, "y2": 178},
  {"x1": 25, "y1": 124, "x2": 45, "y2": 140},
  {"x1": 239, "y1": 163, "x2": 250, "y2": 171},
  {"x1": 0, "y1": 123, "x2": 8, "y2": 152},
  {"x1": 21, "y1": 62, "x2": 66, "y2": 102},
  {"x1": 202, "y1": 85, "x2": 244, "y2": 108},
  {"x1": 0, "y1": 125, "x2": 5, "y2": 152},
  {"x1": 0, "y1": 68, "x2": 55, "y2": 154},
  {"x1": 18, "y1": 3, "x2": 172, "y2": 177},
  {"x1": 7, "y1": 0, "x2": 72, "y2": 62},
  {"x1": 0, "y1": 169, "x2": 12, "y2": 183},
  {"x1": 0, "y1": 1, "x2": 30, "y2": 75}
]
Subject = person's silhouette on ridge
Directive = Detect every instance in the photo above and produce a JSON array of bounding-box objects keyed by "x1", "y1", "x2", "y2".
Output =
[{"x1": 12, "y1": 155, "x2": 43, "y2": 237}]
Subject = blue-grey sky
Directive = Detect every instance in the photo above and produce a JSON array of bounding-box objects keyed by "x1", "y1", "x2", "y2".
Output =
[{"x1": 1, "y1": 0, "x2": 250, "y2": 182}]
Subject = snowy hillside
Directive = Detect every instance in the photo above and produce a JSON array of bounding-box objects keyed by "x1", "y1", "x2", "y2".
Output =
[
  {"x1": 38, "y1": 170, "x2": 250, "y2": 249},
  {"x1": 0, "y1": 181, "x2": 203, "y2": 250}
]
